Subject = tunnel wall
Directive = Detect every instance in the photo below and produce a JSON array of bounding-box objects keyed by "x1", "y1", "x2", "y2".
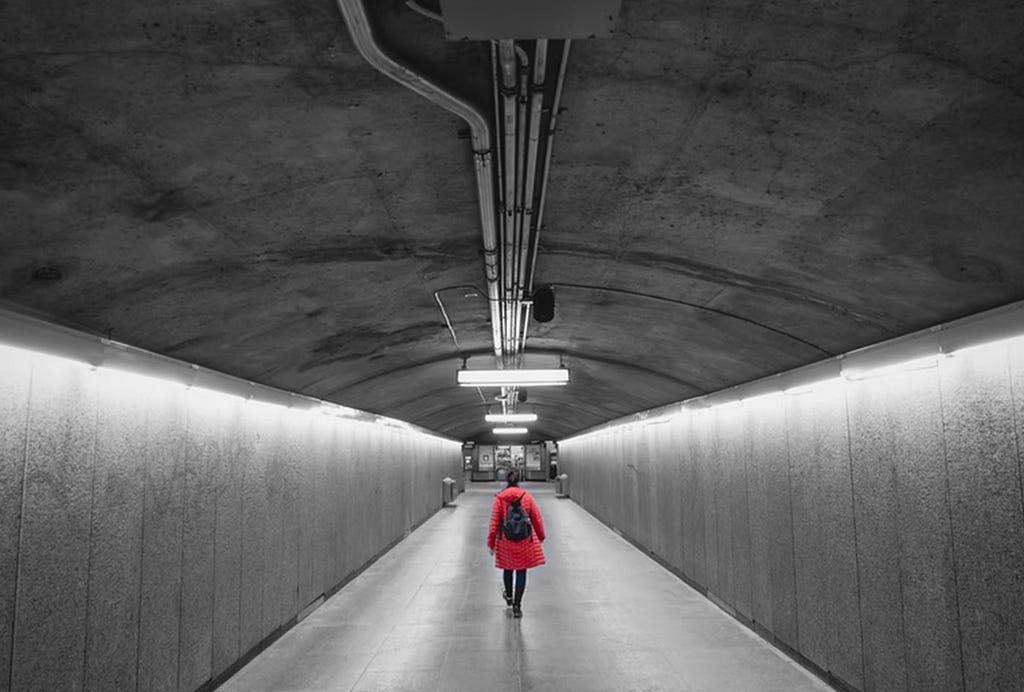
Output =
[
  {"x1": 560, "y1": 338, "x2": 1024, "y2": 692},
  {"x1": 0, "y1": 345, "x2": 462, "y2": 692}
]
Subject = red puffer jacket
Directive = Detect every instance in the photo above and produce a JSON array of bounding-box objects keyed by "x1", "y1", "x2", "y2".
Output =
[{"x1": 487, "y1": 486, "x2": 546, "y2": 570}]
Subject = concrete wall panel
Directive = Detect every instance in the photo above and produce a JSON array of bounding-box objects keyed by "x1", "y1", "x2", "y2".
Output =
[
  {"x1": 210, "y1": 406, "x2": 244, "y2": 678},
  {"x1": 892, "y1": 377, "x2": 961, "y2": 692},
  {"x1": 323, "y1": 423, "x2": 341, "y2": 589},
  {"x1": 679, "y1": 417, "x2": 705, "y2": 585},
  {"x1": 331, "y1": 426, "x2": 351, "y2": 583},
  {"x1": 815, "y1": 390, "x2": 862, "y2": 690},
  {"x1": 296, "y1": 414, "x2": 318, "y2": 611},
  {"x1": 258, "y1": 418, "x2": 284, "y2": 637},
  {"x1": 695, "y1": 421, "x2": 718, "y2": 595},
  {"x1": 941, "y1": 348, "x2": 1024, "y2": 690},
  {"x1": 84, "y1": 382, "x2": 149, "y2": 691},
  {"x1": 137, "y1": 392, "x2": 187, "y2": 692},
  {"x1": 756, "y1": 403, "x2": 798, "y2": 649},
  {"x1": 279, "y1": 421, "x2": 301, "y2": 625},
  {"x1": 846, "y1": 376, "x2": 909, "y2": 692},
  {"x1": 239, "y1": 413, "x2": 266, "y2": 653},
  {"x1": 12, "y1": 363, "x2": 96, "y2": 690},
  {"x1": 178, "y1": 396, "x2": 220, "y2": 692},
  {"x1": 648, "y1": 422, "x2": 669, "y2": 560},
  {"x1": 0, "y1": 345, "x2": 483, "y2": 692},
  {"x1": 711, "y1": 413, "x2": 737, "y2": 609},
  {"x1": 560, "y1": 336, "x2": 1024, "y2": 692},
  {"x1": 722, "y1": 412, "x2": 751, "y2": 619},
  {"x1": 744, "y1": 404, "x2": 774, "y2": 633},
  {"x1": 0, "y1": 355, "x2": 31, "y2": 690},
  {"x1": 785, "y1": 394, "x2": 830, "y2": 672},
  {"x1": 634, "y1": 426, "x2": 651, "y2": 547}
]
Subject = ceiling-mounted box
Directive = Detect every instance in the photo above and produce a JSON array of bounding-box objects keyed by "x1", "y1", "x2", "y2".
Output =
[{"x1": 439, "y1": 0, "x2": 621, "y2": 40}]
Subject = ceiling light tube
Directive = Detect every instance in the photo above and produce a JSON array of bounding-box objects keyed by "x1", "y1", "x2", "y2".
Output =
[
  {"x1": 457, "y1": 368, "x2": 569, "y2": 387},
  {"x1": 783, "y1": 384, "x2": 815, "y2": 396},
  {"x1": 843, "y1": 355, "x2": 939, "y2": 381},
  {"x1": 485, "y1": 413, "x2": 538, "y2": 423},
  {"x1": 493, "y1": 427, "x2": 529, "y2": 435}
]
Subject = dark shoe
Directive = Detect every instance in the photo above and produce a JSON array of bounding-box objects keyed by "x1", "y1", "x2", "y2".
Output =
[
  {"x1": 512, "y1": 605, "x2": 522, "y2": 618},
  {"x1": 502, "y1": 590, "x2": 513, "y2": 607}
]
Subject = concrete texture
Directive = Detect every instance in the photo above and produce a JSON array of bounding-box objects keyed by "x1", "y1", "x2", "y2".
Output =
[
  {"x1": 561, "y1": 338, "x2": 1024, "y2": 691},
  {"x1": 138, "y1": 392, "x2": 188, "y2": 692},
  {"x1": 84, "y1": 382, "x2": 149, "y2": 691},
  {"x1": 785, "y1": 394, "x2": 832, "y2": 673},
  {"x1": 2, "y1": 0, "x2": 1023, "y2": 443},
  {"x1": 846, "y1": 376, "x2": 913, "y2": 692},
  {"x1": 0, "y1": 352, "x2": 31, "y2": 692},
  {"x1": 12, "y1": 361, "x2": 96, "y2": 690},
  {"x1": 0, "y1": 354, "x2": 460, "y2": 692},
  {"x1": 939, "y1": 347, "x2": 1024, "y2": 690}
]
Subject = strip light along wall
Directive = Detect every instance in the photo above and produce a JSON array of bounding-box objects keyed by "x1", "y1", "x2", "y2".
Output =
[
  {"x1": 457, "y1": 368, "x2": 569, "y2": 387},
  {"x1": 0, "y1": 310, "x2": 453, "y2": 439},
  {"x1": 564, "y1": 299, "x2": 1024, "y2": 441},
  {"x1": 485, "y1": 413, "x2": 538, "y2": 423},
  {"x1": 842, "y1": 354, "x2": 943, "y2": 381}
]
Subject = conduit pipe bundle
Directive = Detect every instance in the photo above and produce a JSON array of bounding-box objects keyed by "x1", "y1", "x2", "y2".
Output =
[
  {"x1": 335, "y1": 0, "x2": 503, "y2": 357},
  {"x1": 336, "y1": 1, "x2": 572, "y2": 400}
]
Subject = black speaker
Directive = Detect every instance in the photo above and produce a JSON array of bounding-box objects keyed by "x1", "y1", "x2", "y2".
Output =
[{"x1": 532, "y1": 286, "x2": 555, "y2": 322}]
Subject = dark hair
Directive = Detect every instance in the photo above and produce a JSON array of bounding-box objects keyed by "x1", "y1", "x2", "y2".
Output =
[{"x1": 505, "y1": 469, "x2": 520, "y2": 487}]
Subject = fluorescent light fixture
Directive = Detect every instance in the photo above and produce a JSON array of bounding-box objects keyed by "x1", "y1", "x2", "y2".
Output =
[
  {"x1": 843, "y1": 355, "x2": 939, "y2": 381},
  {"x1": 742, "y1": 391, "x2": 784, "y2": 405},
  {"x1": 485, "y1": 413, "x2": 538, "y2": 423},
  {"x1": 783, "y1": 384, "x2": 815, "y2": 396},
  {"x1": 712, "y1": 400, "x2": 743, "y2": 411},
  {"x1": 951, "y1": 334, "x2": 1024, "y2": 357},
  {"x1": 457, "y1": 368, "x2": 569, "y2": 387},
  {"x1": 493, "y1": 427, "x2": 529, "y2": 435}
]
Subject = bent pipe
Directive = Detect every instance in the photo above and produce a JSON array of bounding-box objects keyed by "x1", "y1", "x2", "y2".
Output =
[{"x1": 335, "y1": 0, "x2": 503, "y2": 357}]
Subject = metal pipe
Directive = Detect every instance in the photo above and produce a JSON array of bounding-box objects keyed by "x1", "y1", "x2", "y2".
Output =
[
  {"x1": 404, "y1": 0, "x2": 442, "y2": 23},
  {"x1": 512, "y1": 57, "x2": 529, "y2": 359},
  {"x1": 514, "y1": 40, "x2": 547, "y2": 353},
  {"x1": 528, "y1": 39, "x2": 571, "y2": 293},
  {"x1": 336, "y1": 0, "x2": 504, "y2": 357},
  {"x1": 498, "y1": 40, "x2": 518, "y2": 361}
]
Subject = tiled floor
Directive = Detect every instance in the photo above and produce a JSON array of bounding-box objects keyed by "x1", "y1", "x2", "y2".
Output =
[{"x1": 218, "y1": 483, "x2": 833, "y2": 692}]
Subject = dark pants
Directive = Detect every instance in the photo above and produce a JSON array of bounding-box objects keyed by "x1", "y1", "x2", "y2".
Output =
[{"x1": 503, "y1": 569, "x2": 527, "y2": 605}]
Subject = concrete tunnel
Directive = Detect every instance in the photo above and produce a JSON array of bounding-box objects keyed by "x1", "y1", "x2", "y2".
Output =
[
  {"x1": 2, "y1": 0, "x2": 1024, "y2": 690},
  {"x1": 3, "y1": 291, "x2": 1024, "y2": 692}
]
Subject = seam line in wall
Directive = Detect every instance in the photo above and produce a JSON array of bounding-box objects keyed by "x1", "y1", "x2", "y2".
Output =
[
  {"x1": 889, "y1": 386, "x2": 911, "y2": 691},
  {"x1": 783, "y1": 401, "x2": 801, "y2": 650},
  {"x1": 841, "y1": 385, "x2": 868, "y2": 688},
  {"x1": 175, "y1": 410, "x2": 190, "y2": 692},
  {"x1": 134, "y1": 402, "x2": 151, "y2": 691},
  {"x1": 9, "y1": 366, "x2": 35, "y2": 691},
  {"x1": 1007, "y1": 352, "x2": 1024, "y2": 608},
  {"x1": 81, "y1": 383, "x2": 101, "y2": 689},
  {"x1": 936, "y1": 360, "x2": 968, "y2": 691}
]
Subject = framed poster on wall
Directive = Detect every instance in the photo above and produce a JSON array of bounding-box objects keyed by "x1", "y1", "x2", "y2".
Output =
[
  {"x1": 526, "y1": 445, "x2": 542, "y2": 470},
  {"x1": 478, "y1": 445, "x2": 494, "y2": 469}
]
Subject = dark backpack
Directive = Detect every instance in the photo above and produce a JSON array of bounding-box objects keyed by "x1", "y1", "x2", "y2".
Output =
[{"x1": 502, "y1": 495, "x2": 532, "y2": 542}]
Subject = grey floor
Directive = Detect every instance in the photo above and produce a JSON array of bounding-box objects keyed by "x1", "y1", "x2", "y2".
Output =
[{"x1": 218, "y1": 483, "x2": 832, "y2": 692}]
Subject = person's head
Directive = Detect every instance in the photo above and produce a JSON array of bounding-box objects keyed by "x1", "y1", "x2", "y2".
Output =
[{"x1": 506, "y1": 469, "x2": 520, "y2": 487}]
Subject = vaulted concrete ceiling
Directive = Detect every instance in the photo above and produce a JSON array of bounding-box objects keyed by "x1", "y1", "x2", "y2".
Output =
[{"x1": 3, "y1": 0, "x2": 1023, "y2": 442}]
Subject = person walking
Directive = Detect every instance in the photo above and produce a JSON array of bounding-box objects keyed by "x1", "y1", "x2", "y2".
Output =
[{"x1": 487, "y1": 469, "x2": 546, "y2": 618}]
